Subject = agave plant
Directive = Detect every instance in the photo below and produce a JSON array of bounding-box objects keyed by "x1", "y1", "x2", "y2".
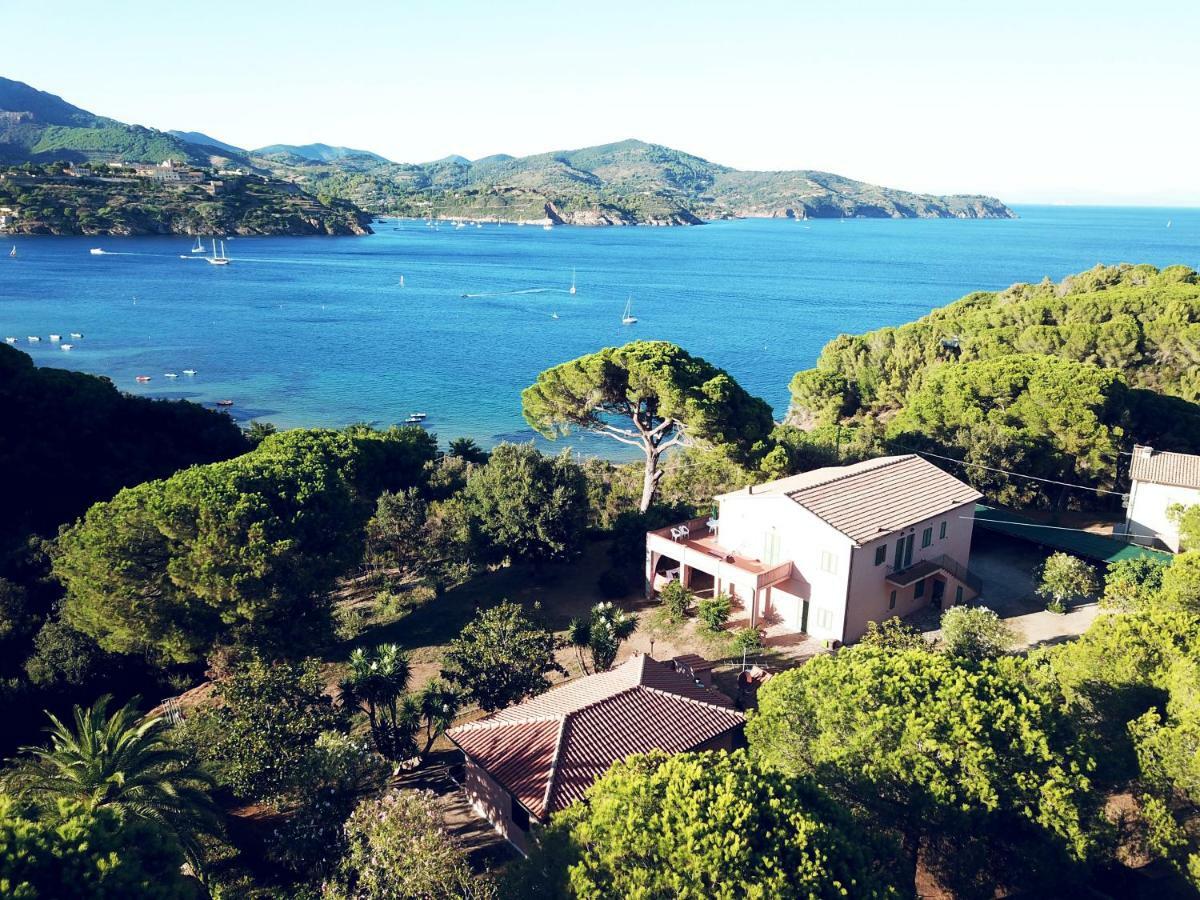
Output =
[{"x1": 3, "y1": 695, "x2": 220, "y2": 870}]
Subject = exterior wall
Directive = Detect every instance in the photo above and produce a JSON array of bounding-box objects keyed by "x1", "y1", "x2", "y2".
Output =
[
  {"x1": 1126, "y1": 480, "x2": 1200, "y2": 552},
  {"x1": 842, "y1": 501, "x2": 977, "y2": 642},
  {"x1": 717, "y1": 493, "x2": 852, "y2": 642},
  {"x1": 461, "y1": 758, "x2": 534, "y2": 854}
]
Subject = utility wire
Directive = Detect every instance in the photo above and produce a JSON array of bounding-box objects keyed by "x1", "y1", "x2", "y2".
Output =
[{"x1": 897, "y1": 446, "x2": 1127, "y2": 497}]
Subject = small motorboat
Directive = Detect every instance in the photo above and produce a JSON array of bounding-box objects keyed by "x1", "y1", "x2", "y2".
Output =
[
  {"x1": 4, "y1": 337, "x2": 16, "y2": 344},
  {"x1": 135, "y1": 375, "x2": 151, "y2": 383},
  {"x1": 404, "y1": 416, "x2": 424, "y2": 425},
  {"x1": 89, "y1": 248, "x2": 106, "y2": 255},
  {"x1": 409, "y1": 412, "x2": 427, "y2": 420},
  {"x1": 27, "y1": 336, "x2": 40, "y2": 342},
  {"x1": 182, "y1": 369, "x2": 197, "y2": 376},
  {"x1": 60, "y1": 343, "x2": 73, "y2": 351},
  {"x1": 49, "y1": 334, "x2": 61, "y2": 341},
  {"x1": 216, "y1": 399, "x2": 234, "y2": 407},
  {"x1": 69, "y1": 332, "x2": 83, "y2": 338},
  {"x1": 164, "y1": 372, "x2": 178, "y2": 378}
]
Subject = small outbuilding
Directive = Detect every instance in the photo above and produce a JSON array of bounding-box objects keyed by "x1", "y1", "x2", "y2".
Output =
[
  {"x1": 1123, "y1": 444, "x2": 1200, "y2": 552},
  {"x1": 447, "y1": 654, "x2": 743, "y2": 853}
]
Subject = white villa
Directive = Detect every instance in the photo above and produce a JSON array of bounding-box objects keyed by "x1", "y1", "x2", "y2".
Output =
[
  {"x1": 646, "y1": 454, "x2": 983, "y2": 644},
  {"x1": 1123, "y1": 444, "x2": 1200, "y2": 552}
]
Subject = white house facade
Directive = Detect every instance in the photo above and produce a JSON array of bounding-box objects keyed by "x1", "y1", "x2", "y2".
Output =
[
  {"x1": 646, "y1": 454, "x2": 983, "y2": 644},
  {"x1": 1124, "y1": 445, "x2": 1200, "y2": 552}
]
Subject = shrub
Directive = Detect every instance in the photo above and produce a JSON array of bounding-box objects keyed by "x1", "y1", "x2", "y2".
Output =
[
  {"x1": 939, "y1": 606, "x2": 1015, "y2": 661},
  {"x1": 1037, "y1": 552, "x2": 1099, "y2": 613},
  {"x1": 697, "y1": 593, "x2": 733, "y2": 631},
  {"x1": 730, "y1": 626, "x2": 764, "y2": 654},
  {"x1": 658, "y1": 580, "x2": 692, "y2": 622},
  {"x1": 1101, "y1": 557, "x2": 1170, "y2": 612},
  {"x1": 860, "y1": 617, "x2": 928, "y2": 651}
]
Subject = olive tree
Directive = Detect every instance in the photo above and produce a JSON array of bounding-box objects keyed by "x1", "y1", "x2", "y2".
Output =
[{"x1": 522, "y1": 341, "x2": 774, "y2": 511}]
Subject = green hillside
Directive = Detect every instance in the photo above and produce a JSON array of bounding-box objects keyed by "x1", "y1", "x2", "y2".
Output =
[
  {"x1": 257, "y1": 138, "x2": 1014, "y2": 225},
  {"x1": 784, "y1": 264, "x2": 1200, "y2": 505},
  {"x1": 0, "y1": 162, "x2": 372, "y2": 236}
]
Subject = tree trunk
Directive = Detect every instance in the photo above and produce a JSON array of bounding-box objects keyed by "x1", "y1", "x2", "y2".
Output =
[{"x1": 639, "y1": 447, "x2": 662, "y2": 513}]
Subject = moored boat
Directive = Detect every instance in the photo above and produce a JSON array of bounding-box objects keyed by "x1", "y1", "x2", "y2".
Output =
[
  {"x1": 216, "y1": 399, "x2": 234, "y2": 407},
  {"x1": 182, "y1": 369, "x2": 197, "y2": 376},
  {"x1": 135, "y1": 375, "x2": 151, "y2": 383},
  {"x1": 61, "y1": 343, "x2": 73, "y2": 350}
]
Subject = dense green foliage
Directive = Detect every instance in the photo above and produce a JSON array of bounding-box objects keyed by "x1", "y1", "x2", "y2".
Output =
[
  {"x1": 324, "y1": 789, "x2": 495, "y2": 900},
  {"x1": 747, "y1": 646, "x2": 1101, "y2": 895},
  {"x1": 938, "y1": 605, "x2": 1015, "y2": 660},
  {"x1": 510, "y1": 749, "x2": 901, "y2": 899},
  {"x1": 789, "y1": 264, "x2": 1200, "y2": 504},
  {"x1": 524, "y1": 341, "x2": 774, "y2": 511},
  {"x1": 441, "y1": 602, "x2": 565, "y2": 712},
  {"x1": 0, "y1": 344, "x2": 247, "y2": 549},
  {"x1": 1102, "y1": 556, "x2": 1172, "y2": 611},
  {"x1": 53, "y1": 427, "x2": 436, "y2": 664},
  {"x1": 1042, "y1": 585, "x2": 1200, "y2": 885},
  {"x1": 458, "y1": 443, "x2": 589, "y2": 563},
  {"x1": 3, "y1": 696, "x2": 218, "y2": 869},
  {"x1": 183, "y1": 656, "x2": 343, "y2": 801},
  {"x1": 0, "y1": 797, "x2": 193, "y2": 899}
]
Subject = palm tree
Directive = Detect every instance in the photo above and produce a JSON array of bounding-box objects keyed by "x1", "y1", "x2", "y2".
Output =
[
  {"x1": 567, "y1": 616, "x2": 593, "y2": 675},
  {"x1": 341, "y1": 644, "x2": 418, "y2": 760},
  {"x1": 447, "y1": 437, "x2": 489, "y2": 465},
  {"x1": 416, "y1": 679, "x2": 461, "y2": 758},
  {"x1": 3, "y1": 695, "x2": 220, "y2": 870}
]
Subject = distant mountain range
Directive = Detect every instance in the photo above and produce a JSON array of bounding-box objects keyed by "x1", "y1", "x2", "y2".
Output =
[{"x1": 1, "y1": 76, "x2": 1015, "y2": 225}]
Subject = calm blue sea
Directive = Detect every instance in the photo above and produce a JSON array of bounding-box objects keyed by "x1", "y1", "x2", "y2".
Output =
[{"x1": 1, "y1": 206, "x2": 1197, "y2": 457}]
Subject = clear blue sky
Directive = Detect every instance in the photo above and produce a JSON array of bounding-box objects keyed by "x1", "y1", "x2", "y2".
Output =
[{"x1": 8, "y1": 0, "x2": 1198, "y2": 204}]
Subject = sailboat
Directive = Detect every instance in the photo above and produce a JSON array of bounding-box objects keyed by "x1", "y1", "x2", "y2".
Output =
[
  {"x1": 621, "y1": 296, "x2": 638, "y2": 325},
  {"x1": 191, "y1": 236, "x2": 205, "y2": 253},
  {"x1": 551, "y1": 312, "x2": 559, "y2": 320},
  {"x1": 8, "y1": 245, "x2": 15, "y2": 258},
  {"x1": 398, "y1": 275, "x2": 405, "y2": 288},
  {"x1": 1167, "y1": 219, "x2": 1173, "y2": 229},
  {"x1": 206, "y1": 239, "x2": 230, "y2": 266},
  {"x1": 569, "y1": 269, "x2": 577, "y2": 295}
]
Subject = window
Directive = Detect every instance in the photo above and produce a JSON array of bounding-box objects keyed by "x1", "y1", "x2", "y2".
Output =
[
  {"x1": 813, "y1": 607, "x2": 834, "y2": 630},
  {"x1": 888, "y1": 590, "x2": 897, "y2": 610},
  {"x1": 894, "y1": 538, "x2": 905, "y2": 567},
  {"x1": 512, "y1": 797, "x2": 530, "y2": 832},
  {"x1": 955, "y1": 585, "x2": 964, "y2": 604},
  {"x1": 763, "y1": 528, "x2": 781, "y2": 565},
  {"x1": 874, "y1": 545, "x2": 886, "y2": 566},
  {"x1": 939, "y1": 521, "x2": 947, "y2": 540},
  {"x1": 820, "y1": 550, "x2": 837, "y2": 574},
  {"x1": 921, "y1": 527, "x2": 932, "y2": 548},
  {"x1": 914, "y1": 578, "x2": 926, "y2": 599}
]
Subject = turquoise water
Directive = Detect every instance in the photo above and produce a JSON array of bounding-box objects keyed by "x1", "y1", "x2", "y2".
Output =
[{"x1": 1, "y1": 207, "x2": 1197, "y2": 456}]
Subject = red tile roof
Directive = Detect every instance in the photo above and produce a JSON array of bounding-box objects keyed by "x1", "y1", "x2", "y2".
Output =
[
  {"x1": 720, "y1": 455, "x2": 981, "y2": 545},
  {"x1": 1130, "y1": 445, "x2": 1200, "y2": 490},
  {"x1": 447, "y1": 655, "x2": 742, "y2": 818}
]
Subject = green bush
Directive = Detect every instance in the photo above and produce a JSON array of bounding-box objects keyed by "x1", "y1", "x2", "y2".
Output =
[
  {"x1": 658, "y1": 580, "x2": 692, "y2": 622},
  {"x1": 697, "y1": 593, "x2": 733, "y2": 631}
]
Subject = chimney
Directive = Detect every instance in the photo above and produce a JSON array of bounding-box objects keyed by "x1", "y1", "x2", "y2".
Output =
[{"x1": 1139, "y1": 445, "x2": 1153, "y2": 459}]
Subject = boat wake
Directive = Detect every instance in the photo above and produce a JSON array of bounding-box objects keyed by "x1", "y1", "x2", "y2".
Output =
[{"x1": 460, "y1": 287, "x2": 566, "y2": 298}]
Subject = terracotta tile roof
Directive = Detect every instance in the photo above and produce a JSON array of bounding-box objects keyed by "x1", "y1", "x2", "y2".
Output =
[
  {"x1": 1130, "y1": 445, "x2": 1200, "y2": 490},
  {"x1": 447, "y1": 655, "x2": 742, "y2": 819},
  {"x1": 720, "y1": 455, "x2": 981, "y2": 546}
]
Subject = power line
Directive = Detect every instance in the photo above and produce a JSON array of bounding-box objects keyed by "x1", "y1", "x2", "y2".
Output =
[
  {"x1": 962, "y1": 515, "x2": 1158, "y2": 542},
  {"x1": 899, "y1": 446, "x2": 1127, "y2": 497}
]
